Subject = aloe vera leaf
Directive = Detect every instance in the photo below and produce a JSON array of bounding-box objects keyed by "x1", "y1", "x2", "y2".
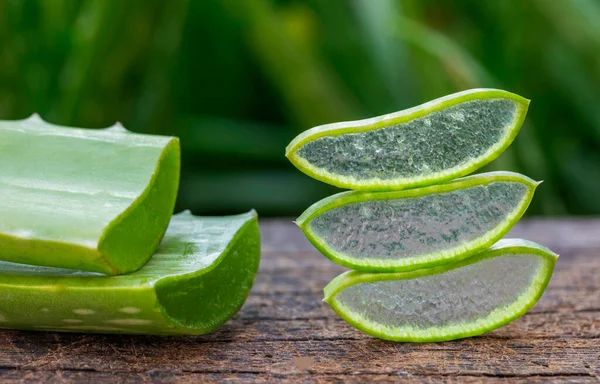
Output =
[
  {"x1": 0, "y1": 210, "x2": 260, "y2": 335},
  {"x1": 297, "y1": 171, "x2": 538, "y2": 272},
  {"x1": 324, "y1": 239, "x2": 558, "y2": 342},
  {"x1": 0, "y1": 115, "x2": 180, "y2": 275},
  {"x1": 286, "y1": 88, "x2": 529, "y2": 190}
]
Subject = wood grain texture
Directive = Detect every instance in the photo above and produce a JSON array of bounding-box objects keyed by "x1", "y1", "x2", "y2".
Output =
[{"x1": 0, "y1": 218, "x2": 598, "y2": 383}]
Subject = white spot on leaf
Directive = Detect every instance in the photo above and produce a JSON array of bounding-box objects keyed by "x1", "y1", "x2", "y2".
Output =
[
  {"x1": 0, "y1": 314, "x2": 7, "y2": 322},
  {"x1": 73, "y1": 309, "x2": 95, "y2": 315},
  {"x1": 119, "y1": 307, "x2": 141, "y2": 314},
  {"x1": 63, "y1": 319, "x2": 83, "y2": 324}
]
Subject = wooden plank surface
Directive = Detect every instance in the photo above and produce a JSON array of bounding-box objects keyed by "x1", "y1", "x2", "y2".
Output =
[{"x1": 0, "y1": 219, "x2": 599, "y2": 383}]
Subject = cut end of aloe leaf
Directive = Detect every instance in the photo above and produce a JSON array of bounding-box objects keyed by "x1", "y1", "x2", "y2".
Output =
[
  {"x1": 286, "y1": 89, "x2": 529, "y2": 190},
  {"x1": 324, "y1": 239, "x2": 557, "y2": 342},
  {"x1": 298, "y1": 171, "x2": 538, "y2": 272},
  {"x1": 0, "y1": 210, "x2": 260, "y2": 335},
  {"x1": 0, "y1": 115, "x2": 181, "y2": 275}
]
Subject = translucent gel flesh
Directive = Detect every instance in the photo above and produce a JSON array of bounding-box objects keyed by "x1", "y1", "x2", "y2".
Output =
[
  {"x1": 336, "y1": 254, "x2": 541, "y2": 329},
  {"x1": 309, "y1": 182, "x2": 528, "y2": 260},
  {"x1": 296, "y1": 99, "x2": 516, "y2": 180}
]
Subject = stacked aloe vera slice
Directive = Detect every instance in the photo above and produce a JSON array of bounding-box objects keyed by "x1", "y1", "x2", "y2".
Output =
[
  {"x1": 287, "y1": 89, "x2": 558, "y2": 342},
  {"x1": 0, "y1": 115, "x2": 260, "y2": 335}
]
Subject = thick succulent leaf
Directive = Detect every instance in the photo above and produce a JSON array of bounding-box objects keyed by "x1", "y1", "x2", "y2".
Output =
[
  {"x1": 0, "y1": 210, "x2": 260, "y2": 335},
  {"x1": 324, "y1": 239, "x2": 557, "y2": 342},
  {"x1": 0, "y1": 115, "x2": 180, "y2": 275},
  {"x1": 286, "y1": 89, "x2": 529, "y2": 190},
  {"x1": 298, "y1": 172, "x2": 538, "y2": 272}
]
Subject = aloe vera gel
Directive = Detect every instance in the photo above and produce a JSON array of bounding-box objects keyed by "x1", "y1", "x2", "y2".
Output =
[
  {"x1": 298, "y1": 172, "x2": 538, "y2": 271},
  {"x1": 288, "y1": 89, "x2": 557, "y2": 342},
  {"x1": 325, "y1": 240, "x2": 557, "y2": 342},
  {"x1": 287, "y1": 89, "x2": 529, "y2": 190}
]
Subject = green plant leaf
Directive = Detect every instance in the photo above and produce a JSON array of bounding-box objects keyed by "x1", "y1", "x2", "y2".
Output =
[
  {"x1": 286, "y1": 89, "x2": 529, "y2": 190},
  {"x1": 297, "y1": 171, "x2": 538, "y2": 272},
  {"x1": 0, "y1": 115, "x2": 180, "y2": 275},
  {"x1": 0, "y1": 210, "x2": 260, "y2": 335},
  {"x1": 324, "y1": 238, "x2": 557, "y2": 342}
]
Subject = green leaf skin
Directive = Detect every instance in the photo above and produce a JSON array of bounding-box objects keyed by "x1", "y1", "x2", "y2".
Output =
[
  {"x1": 0, "y1": 210, "x2": 260, "y2": 335},
  {"x1": 297, "y1": 171, "x2": 539, "y2": 272},
  {"x1": 0, "y1": 115, "x2": 180, "y2": 275},
  {"x1": 286, "y1": 88, "x2": 529, "y2": 190},
  {"x1": 324, "y1": 239, "x2": 558, "y2": 342}
]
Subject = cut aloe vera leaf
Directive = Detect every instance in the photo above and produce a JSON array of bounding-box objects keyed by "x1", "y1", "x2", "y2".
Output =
[
  {"x1": 324, "y1": 239, "x2": 558, "y2": 342},
  {"x1": 0, "y1": 115, "x2": 180, "y2": 275},
  {"x1": 286, "y1": 88, "x2": 529, "y2": 190},
  {"x1": 298, "y1": 171, "x2": 538, "y2": 272},
  {"x1": 0, "y1": 210, "x2": 260, "y2": 335}
]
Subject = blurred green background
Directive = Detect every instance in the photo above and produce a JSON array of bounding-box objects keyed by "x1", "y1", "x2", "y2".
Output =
[{"x1": 1, "y1": 0, "x2": 598, "y2": 216}]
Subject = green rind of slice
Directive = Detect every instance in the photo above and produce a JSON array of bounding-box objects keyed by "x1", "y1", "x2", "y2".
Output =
[
  {"x1": 297, "y1": 171, "x2": 538, "y2": 272},
  {"x1": 0, "y1": 115, "x2": 180, "y2": 275},
  {"x1": 286, "y1": 88, "x2": 529, "y2": 190},
  {"x1": 0, "y1": 210, "x2": 260, "y2": 335},
  {"x1": 324, "y1": 239, "x2": 557, "y2": 342}
]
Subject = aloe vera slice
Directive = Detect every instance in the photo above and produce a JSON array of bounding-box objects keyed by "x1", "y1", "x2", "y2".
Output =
[
  {"x1": 0, "y1": 210, "x2": 259, "y2": 335},
  {"x1": 298, "y1": 171, "x2": 538, "y2": 272},
  {"x1": 0, "y1": 115, "x2": 180, "y2": 275},
  {"x1": 286, "y1": 89, "x2": 529, "y2": 190},
  {"x1": 324, "y1": 239, "x2": 557, "y2": 342}
]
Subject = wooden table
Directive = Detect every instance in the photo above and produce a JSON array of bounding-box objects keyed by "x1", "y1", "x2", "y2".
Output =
[{"x1": 0, "y1": 219, "x2": 598, "y2": 383}]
